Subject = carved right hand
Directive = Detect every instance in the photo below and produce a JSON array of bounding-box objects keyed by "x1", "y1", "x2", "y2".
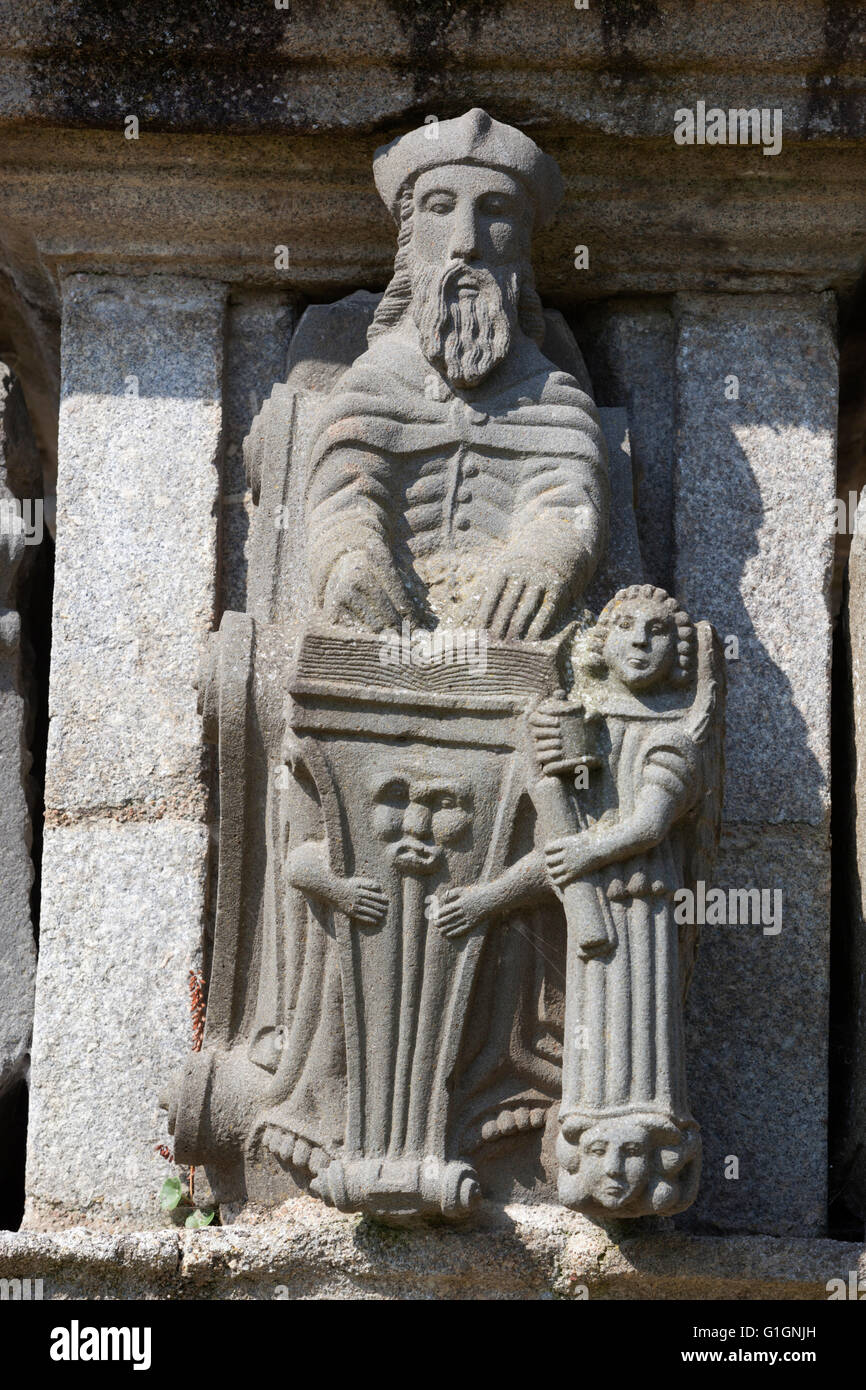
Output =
[
  {"x1": 528, "y1": 706, "x2": 565, "y2": 770},
  {"x1": 322, "y1": 549, "x2": 411, "y2": 633},
  {"x1": 332, "y1": 876, "x2": 389, "y2": 927},
  {"x1": 428, "y1": 885, "x2": 492, "y2": 938}
]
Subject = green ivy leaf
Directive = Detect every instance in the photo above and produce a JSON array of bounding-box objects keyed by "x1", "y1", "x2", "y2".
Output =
[
  {"x1": 185, "y1": 1208, "x2": 215, "y2": 1229},
  {"x1": 159, "y1": 1177, "x2": 184, "y2": 1212}
]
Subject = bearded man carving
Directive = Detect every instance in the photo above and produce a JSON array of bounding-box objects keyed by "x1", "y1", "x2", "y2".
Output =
[{"x1": 305, "y1": 109, "x2": 609, "y2": 639}]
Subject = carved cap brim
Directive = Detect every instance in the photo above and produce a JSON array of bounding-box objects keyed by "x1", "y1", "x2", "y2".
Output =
[{"x1": 373, "y1": 108, "x2": 564, "y2": 228}]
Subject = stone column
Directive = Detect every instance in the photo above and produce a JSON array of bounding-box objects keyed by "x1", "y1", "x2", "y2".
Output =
[
  {"x1": 25, "y1": 275, "x2": 226, "y2": 1228},
  {"x1": 0, "y1": 367, "x2": 40, "y2": 1194},
  {"x1": 673, "y1": 293, "x2": 837, "y2": 1235}
]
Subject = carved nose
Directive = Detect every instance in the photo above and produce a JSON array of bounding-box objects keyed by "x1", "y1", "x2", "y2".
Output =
[
  {"x1": 449, "y1": 212, "x2": 480, "y2": 261},
  {"x1": 403, "y1": 804, "x2": 432, "y2": 838}
]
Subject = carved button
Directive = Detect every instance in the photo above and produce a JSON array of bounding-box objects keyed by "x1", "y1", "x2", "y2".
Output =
[
  {"x1": 456, "y1": 517, "x2": 471, "y2": 530},
  {"x1": 466, "y1": 405, "x2": 488, "y2": 425},
  {"x1": 458, "y1": 488, "x2": 473, "y2": 503},
  {"x1": 462, "y1": 462, "x2": 478, "y2": 477}
]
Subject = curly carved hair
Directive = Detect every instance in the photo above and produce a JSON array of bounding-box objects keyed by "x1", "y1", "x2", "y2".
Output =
[
  {"x1": 584, "y1": 584, "x2": 697, "y2": 688},
  {"x1": 368, "y1": 185, "x2": 546, "y2": 346}
]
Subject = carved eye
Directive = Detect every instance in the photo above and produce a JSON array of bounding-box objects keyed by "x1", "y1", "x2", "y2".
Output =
[
  {"x1": 375, "y1": 780, "x2": 409, "y2": 808},
  {"x1": 586, "y1": 1142, "x2": 607, "y2": 1156},
  {"x1": 426, "y1": 197, "x2": 454, "y2": 216},
  {"x1": 435, "y1": 794, "x2": 458, "y2": 810},
  {"x1": 650, "y1": 622, "x2": 665, "y2": 636},
  {"x1": 480, "y1": 195, "x2": 509, "y2": 216},
  {"x1": 618, "y1": 616, "x2": 633, "y2": 631},
  {"x1": 623, "y1": 1143, "x2": 645, "y2": 1157}
]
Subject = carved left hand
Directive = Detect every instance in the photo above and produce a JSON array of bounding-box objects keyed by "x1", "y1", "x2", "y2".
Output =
[
  {"x1": 475, "y1": 556, "x2": 567, "y2": 640},
  {"x1": 544, "y1": 835, "x2": 598, "y2": 888}
]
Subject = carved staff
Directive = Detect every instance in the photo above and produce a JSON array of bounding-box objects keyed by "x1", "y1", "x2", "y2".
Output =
[{"x1": 528, "y1": 693, "x2": 617, "y2": 958}]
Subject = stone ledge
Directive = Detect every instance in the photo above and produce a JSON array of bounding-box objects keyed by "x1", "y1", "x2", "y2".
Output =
[{"x1": 1, "y1": 1201, "x2": 862, "y2": 1300}]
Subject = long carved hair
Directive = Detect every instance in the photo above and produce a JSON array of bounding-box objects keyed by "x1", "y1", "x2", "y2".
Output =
[{"x1": 368, "y1": 186, "x2": 546, "y2": 346}]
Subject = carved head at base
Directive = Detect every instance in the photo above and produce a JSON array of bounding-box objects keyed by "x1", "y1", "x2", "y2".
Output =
[{"x1": 557, "y1": 1111, "x2": 701, "y2": 1218}]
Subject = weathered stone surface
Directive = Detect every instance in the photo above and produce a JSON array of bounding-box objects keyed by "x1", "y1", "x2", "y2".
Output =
[
  {"x1": 579, "y1": 302, "x2": 676, "y2": 590},
  {"x1": 4, "y1": 2, "x2": 866, "y2": 142},
  {"x1": 0, "y1": 1202, "x2": 861, "y2": 1300},
  {"x1": 0, "y1": 3, "x2": 864, "y2": 496},
  {"x1": 674, "y1": 293, "x2": 837, "y2": 827},
  {"x1": 44, "y1": 275, "x2": 225, "y2": 819},
  {"x1": 684, "y1": 822, "x2": 830, "y2": 1236},
  {"x1": 27, "y1": 821, "x2": 209, "y2": 1229},
  {"x1": 26, "y1": 274, "x2": 225, "y2": 1227},
  {"x1": 672, "y1": 294, "x2": 836, "y2": 1238}
]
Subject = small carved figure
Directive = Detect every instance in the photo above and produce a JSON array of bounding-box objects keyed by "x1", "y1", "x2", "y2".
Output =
[{"x1": 431, "y1": 584, "x2": 725, "y2": 1217}]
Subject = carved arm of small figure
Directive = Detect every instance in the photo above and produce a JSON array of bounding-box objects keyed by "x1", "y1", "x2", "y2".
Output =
[
  {"x1": 429, "y1": 851, "x2": 552, "y2": 939},
  {"x1": 543, "y1": 782, "x2": 682, "y2": 889},
  {"x1": 285, "y1": 840, "x2": 389, "y2": 927}
]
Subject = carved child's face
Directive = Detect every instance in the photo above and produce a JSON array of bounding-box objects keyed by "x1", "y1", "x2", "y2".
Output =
[
  {"x1": 602, "y1": 601, "x2": 678, "y2": 692},
  {"x1": 577, "y1": 1119, "x2": 653, "y2": 1209},
  {"x1": 372, "y1": 771, "x2": 473, "y2": 875}
]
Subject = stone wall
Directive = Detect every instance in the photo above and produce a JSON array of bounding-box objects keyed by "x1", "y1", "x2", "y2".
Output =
[{"x1": 0, "y1": 2, "x2": 864, "y2": 1299}]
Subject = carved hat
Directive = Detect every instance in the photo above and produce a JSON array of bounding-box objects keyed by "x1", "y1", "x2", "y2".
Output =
[{"x1": 373, "y1": 108, "x2": 564, "y2": 228}]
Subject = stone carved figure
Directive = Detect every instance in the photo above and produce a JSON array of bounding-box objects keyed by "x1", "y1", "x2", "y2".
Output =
[
  {"x1": 432, "y1": 585, "x2": 725, "y2": 1217},
  {"x1": 167, "y1": 111, "x2": 725, "y2": 1227},
  {"x1": 305, "y1": 107, "x2": 608, "y2": 638}
]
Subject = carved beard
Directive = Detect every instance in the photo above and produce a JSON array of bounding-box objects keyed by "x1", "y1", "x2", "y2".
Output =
[{"x1": 411, "y1": 259, "x2": 520, "y2": 388}]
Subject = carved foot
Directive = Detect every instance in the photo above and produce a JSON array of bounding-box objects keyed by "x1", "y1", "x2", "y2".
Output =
[
  {"x1": 479, "y1": 1104, "x2": 548, "y2": 1145},
  {"x1": 260, "y1": 1123, "x2": 329, "y2": 1179}
]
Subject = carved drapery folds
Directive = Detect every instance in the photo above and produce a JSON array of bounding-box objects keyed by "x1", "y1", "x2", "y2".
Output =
[{"x1": 168, "y1": 111, "x2": 725, "y2": 1223}]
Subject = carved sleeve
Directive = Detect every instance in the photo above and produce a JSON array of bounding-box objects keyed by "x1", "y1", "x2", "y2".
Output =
[
  {"x1": 506, "y1": 376, "x2": 608, "y2": 596},
  {"x1": 305, "y1": 441, "x2": 398, "y2": 603}
]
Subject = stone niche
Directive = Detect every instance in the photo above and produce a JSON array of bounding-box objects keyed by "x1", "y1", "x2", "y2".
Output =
[{"x1": 0, "y1": 2, "x2": 863, "y2": 1302}]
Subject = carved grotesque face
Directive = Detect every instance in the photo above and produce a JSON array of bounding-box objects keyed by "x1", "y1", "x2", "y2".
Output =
[
  {"x1": 576, "y1": 1119, "x2": 653, "y2": 1210},
  {"x1": 371, "y1": 769, "x2": 473, "y2": 875},
  {"x1": 409, "y1": 164, "x2": 528, "y2": 388},
  {"x1": 601, "y1": 600, "x2": 678, "y2": 692}
]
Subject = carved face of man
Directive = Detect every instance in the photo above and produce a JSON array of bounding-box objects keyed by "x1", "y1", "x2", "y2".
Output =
[
  {"x1": 371, "y1": 768, "x2": 473, "y2": 875},
  {"x1": 602, "y1": 600, "x2": 678, "y2": 692},
  {"x1": 409, "y1": 164, "x2": 528, "y2": 389},
  {"x1": 576, "y1": 1119, "x2": 653, "y2": 1210}
]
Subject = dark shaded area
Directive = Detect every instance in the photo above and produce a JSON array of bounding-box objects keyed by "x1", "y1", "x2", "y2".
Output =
[
  {"x1": 828, "y1": 269, "x2": 866, "y2": 1237},
  {"x1": 0, "y1": 1080, "x2": 28, "y2": 1230},
  {"x1": 829, "y1": 597, "x2": 862, "y2": 1237}
]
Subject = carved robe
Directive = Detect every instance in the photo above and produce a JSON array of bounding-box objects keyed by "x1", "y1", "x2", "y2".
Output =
[{"x1": 305, "y1": 326, "x2": 609, "y2": 626}]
